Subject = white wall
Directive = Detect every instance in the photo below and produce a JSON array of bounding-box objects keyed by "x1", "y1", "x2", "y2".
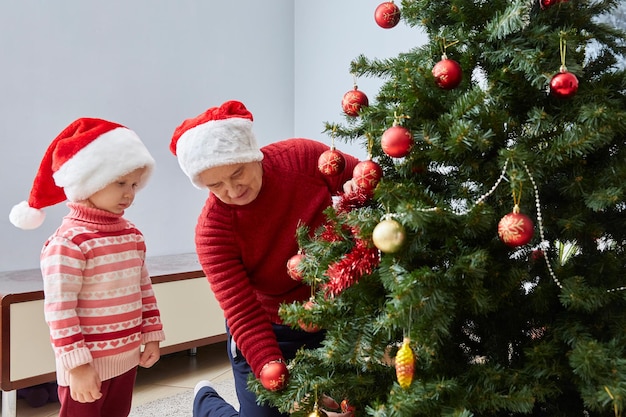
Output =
[
  {"x1": 0, "y1": 0, "x2": 424, "y2": 272},
  {"x1": 294, "y1": 1, "x2": 424, "y2": 158}
]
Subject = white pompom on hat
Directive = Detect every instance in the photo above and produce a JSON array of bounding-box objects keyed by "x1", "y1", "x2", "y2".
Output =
[
  {"x1": 169, "y1": 100, "x2": 264, "y2": 189},
  {"x1": 9, "y1": 117, "x2": 155, "y2": 230}
]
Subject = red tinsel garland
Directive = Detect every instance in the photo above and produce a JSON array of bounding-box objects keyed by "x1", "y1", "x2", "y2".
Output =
[
  {"x1": 323, "y1": 238, "x2": 380, "y2": 297},
  {"x1": 319, "y1": 221, "x2": 346, "y2": 243},
  {"x1": 334, "y1": 188, "x2": 372, "y2": 214},
  {"x1": 321, "y1": 190, "x2": 381, "y2": 297}
]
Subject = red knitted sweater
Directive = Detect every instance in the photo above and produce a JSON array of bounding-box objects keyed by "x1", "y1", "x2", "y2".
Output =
[{"x1": 194, "y1": 138, "x2": 358, "y2": 377}]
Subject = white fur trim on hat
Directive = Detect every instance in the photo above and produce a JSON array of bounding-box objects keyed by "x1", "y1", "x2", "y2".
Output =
[
  {"x1": 54, "y1": 127, "x2": 155, "y2": 201},
  {"x1": 175, "y1": 117, "x2": 263, "y2": 189},
  {"x1": 9, "y1": 201, "x2": 46, "y2": 230}
]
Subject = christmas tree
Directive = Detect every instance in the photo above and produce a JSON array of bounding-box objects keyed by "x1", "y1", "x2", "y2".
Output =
[{"x1": 254, "y1": 1, "x2": 626, "y2": 416}]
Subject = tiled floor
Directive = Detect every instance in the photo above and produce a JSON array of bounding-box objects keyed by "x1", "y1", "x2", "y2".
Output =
[{"x1": 5, "y1": 341, "x2": 232, "y2": 417}]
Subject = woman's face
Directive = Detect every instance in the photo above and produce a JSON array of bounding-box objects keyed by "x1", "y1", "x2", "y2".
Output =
[{"x1": 197, "y1": 161, "x2": 263, "y2": 205}]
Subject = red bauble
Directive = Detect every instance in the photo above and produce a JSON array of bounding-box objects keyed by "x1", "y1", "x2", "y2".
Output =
[
  {"x1": 259, "y1": 360, "x2": 289, "y2": 391},
  {"x1": 531, "y1": 249, "x2": 545, "y2": 262},
  {"x1": 374, "y1": 1, "x2": 401, "y2": 29},
  {"x1": 432, "y1": 57, "x2": 463, "y2": 90},
  {"x1": 353, "y1": 159, "x2": 383, "y2": 193},
  {"x1": 412, "y1": 165, "x2": 426, "y2": 175},
  {"x1": 539, "y1": 0, "x2": 569, "y2": 9},
  {"x1": 286, "y1": 253, "x2": 305, "y2": 281},
  {"x1": 549, "y1": 69, "x2": 578, "y2": 98},
  {"x1": 318, "y1": 148, "x2": 346, "y2": 176},
  {"x1": 298, "y1": 299, "x2": 321, "y2": 333},
  {"x1": 498, "y1": 210, "x2": 535, "y2": 247},
  {"x1": 342, "y1": 87, "x2": 369, "y2": 117},
  {"x1": 381, "y1": 125, "x2": 414, "y2": 158},
  {"x1": 341, "y1": 399, "x2": 357, "y2": 414}
]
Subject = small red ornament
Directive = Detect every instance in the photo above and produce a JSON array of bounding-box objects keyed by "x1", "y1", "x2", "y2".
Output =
[
  {"x1": 381, "y1": 125, "x2": 414, "y2": 158},
  {"x1": 412, "y1": 165, "x2": 426, "y2": 175},
  {"x1": 539, "y1": 0, "x2": 569, "y2": 9},
  {"x1": 298, "y1": 298, "x2": 321, "y2": 333},
  {"x1": 352, "y1": 159, "x2": 383, "y2": 193},
  {"x1": 259, "y1": 360, "x2": 289, "y2": 391},
  {"x1": 498, "y1": 205, "x2": 534, "y2": 247},
  {"x1": 531, "y1": 249, "x2": 545, "y2": 262},
  {"x1": 432, "y1": 55, "x2": 463, "y2": 90},
  {"x1": 342, "y1": 87, "x2": 369, "y2": 117},
  {"x1": 318, "y1": 147, "x2": 346, "y2": 176},
  {"x1": 374, "y1": 1, "x2": 401, "y2": 29},
  {"x1": 549, "y1": 67, "x2": 578, "y2": 98},
  {"x1": 341, "y1": 399, "x2": 356, "y2": 414},
  {"x1": 286, "y1": 253, "x2": 305, "y2": 281}
]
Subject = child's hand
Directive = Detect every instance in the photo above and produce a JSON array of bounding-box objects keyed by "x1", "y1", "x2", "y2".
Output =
[
  {"x1": 139, "y1": 341, "x2": 161, "y2": 368},
  {"x1": 68, "y1": 364, "x2": 102, "y2": 403}
]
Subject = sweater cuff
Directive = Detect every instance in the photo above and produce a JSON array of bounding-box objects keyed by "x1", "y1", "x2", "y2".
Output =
[
  {"x1": 142, "y1": 330, "x2": 166, "y2": 344},
  {"x1": 249, "y1": 347, "x2": 284, "y2": 378},
  {"x1": 59, "y1": 346, "x2": 93, "y2": 371}
]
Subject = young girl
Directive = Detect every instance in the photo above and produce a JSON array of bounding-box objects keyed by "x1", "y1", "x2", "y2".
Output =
[{"x1": 9, "y1": 117, "x2": 165, "y2": 417}]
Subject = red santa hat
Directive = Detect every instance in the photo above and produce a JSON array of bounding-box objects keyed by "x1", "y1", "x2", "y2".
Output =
[
  {"x1": 169, "y1": 100, "x2": 263, "y2": 188},
  {"x1": 9, "y1": 117, "x2": 155, "y2": 230}
]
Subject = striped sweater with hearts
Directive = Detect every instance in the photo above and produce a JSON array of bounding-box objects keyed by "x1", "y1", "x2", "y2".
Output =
[{"x1": 40, "y1": 202, "x2": 165, "y2": 387}]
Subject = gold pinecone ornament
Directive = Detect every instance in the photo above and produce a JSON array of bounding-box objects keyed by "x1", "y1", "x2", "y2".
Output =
[{"x1": 395, "y1": 337, "x2": 415, "y2": 389}]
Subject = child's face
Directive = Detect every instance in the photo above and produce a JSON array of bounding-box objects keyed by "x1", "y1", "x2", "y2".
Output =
[{"x1": 84, "y1": 167, "x2": 147, "y2": 214}]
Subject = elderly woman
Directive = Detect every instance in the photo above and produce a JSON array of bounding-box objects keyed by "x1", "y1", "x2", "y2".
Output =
[{"x1": 169, "y1": 100, "x2": 358, "y2": 417}]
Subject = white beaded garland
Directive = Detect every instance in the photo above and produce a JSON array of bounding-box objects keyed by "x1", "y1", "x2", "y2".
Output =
[{"x1": 397, "y1": 158, "x2": 625, "y2": 293}]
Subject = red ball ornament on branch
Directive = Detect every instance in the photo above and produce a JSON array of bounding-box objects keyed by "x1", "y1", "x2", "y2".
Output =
[
  {"x1": 342, "y1": 86, "x2": 369, "y2": 117},
  {"x1": 432, "y1": 55, "x2": 463, "y2": 90},
  {"x1": 318, "y1": 147, "x2": 346, "y2": 176},
  {"x1": 381, "y1": 125, "x2": 414, "y2": 158},
  {"x1": 549, "y1": 66, "x2": 578, "y2": 99},
  {"x1": 341, "y1": 399, "x2": 357, "y2": 414},
  {"x1": 374, "y1": 1, "x2": 401, "y2": 29},
  {"x1": 298, "y1": 298, "x2": 321, "y2": 333},
  {"x1": 352, "y1": 159, "x2": 383, "y2": 194},
  {"x1": 539, "y1": 0, "x2": 569, "y2": 9},
  {"x1": 498, "y1": 205, "x2": 535, "y2": 247},
  {"x1": 531, "y1": 249, "x2": 545, "y2": 262},
  {"x1": 286, "y1": 253, "x2": 305, "y2": 281},
  {"x1": 259, "y1": 360, "x2": 289, "y2": 391}
]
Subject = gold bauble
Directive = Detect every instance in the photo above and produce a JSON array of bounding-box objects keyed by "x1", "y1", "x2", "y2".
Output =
[
  {"x1": 372, "y1": 218, "x2": 406, "y2": 253},
  {"x1": 307, "y1": 403, "x2": 328, "y2": 417}
]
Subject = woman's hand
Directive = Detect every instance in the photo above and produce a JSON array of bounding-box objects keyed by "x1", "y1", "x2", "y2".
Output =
[
  {"x1": 342, "y1": 179, "x2": 358, "y2": 195},
  {"x1": 320, "y1": 395, "x2": 355, "y2": 417}
]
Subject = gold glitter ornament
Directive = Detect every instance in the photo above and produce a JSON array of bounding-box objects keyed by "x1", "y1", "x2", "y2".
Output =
[{"x1": 395, "y1": 337, "x2": 415, "y2": 389}]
